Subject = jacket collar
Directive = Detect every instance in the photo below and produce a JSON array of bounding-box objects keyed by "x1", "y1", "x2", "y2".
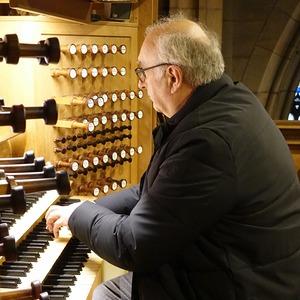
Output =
[
  {"x1": 152, "y1": 73, "x2": 233, "y2": 150},
  {"x1": 168, "y1": 73, "x2": 233, "y2": 126}
]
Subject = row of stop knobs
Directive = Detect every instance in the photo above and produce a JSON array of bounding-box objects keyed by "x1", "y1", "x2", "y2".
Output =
[
  {"x1": 60, "y1": 43, "x2": 127, "y2": 56},
  {"x1": 51, "y1": 65, "x2": 127, "y2": 79}
]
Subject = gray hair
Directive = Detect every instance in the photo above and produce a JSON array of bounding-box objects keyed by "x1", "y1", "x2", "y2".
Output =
[{"x1": 145, "y1": 16, "x2": 225, "y2": 86}]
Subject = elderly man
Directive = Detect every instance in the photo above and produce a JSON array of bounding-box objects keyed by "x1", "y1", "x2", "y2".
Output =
[{"x1": 46, "y1": 16, "x2": 300, "y2": 300}]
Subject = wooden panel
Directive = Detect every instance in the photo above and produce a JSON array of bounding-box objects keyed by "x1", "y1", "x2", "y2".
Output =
[
  {"x1": 9, "y1": 0, "x2": 138, "y2": 23},
  {"x1": 9, "y1": 0, "x2": 93, "y2": 23},
  {"x1": 274, "y1": 120, "x2": 300, "y2": 175}
]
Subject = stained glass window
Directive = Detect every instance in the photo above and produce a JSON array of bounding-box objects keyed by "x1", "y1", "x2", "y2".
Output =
[{"x1": 288, "y1": 83, "x2": 300, "y2": 120}]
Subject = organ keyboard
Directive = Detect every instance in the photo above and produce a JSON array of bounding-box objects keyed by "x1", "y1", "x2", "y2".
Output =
[{"x1": 0, "y1": 191, "x2": 103, "y2": 299}]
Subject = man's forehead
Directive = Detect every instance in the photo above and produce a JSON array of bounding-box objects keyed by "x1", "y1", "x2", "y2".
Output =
[{"x1": 137, "y1": 38, "x2": 154, "y2": 66}]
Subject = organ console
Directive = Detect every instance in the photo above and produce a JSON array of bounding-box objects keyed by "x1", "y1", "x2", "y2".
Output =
[{"x1": 0, "y1": 1, "x2": 157, "y2": 298}]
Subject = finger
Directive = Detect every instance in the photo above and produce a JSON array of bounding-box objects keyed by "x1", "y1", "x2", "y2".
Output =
[
  {"x1": 52, "y1": 217, "x2": 64, "y2": 238},
  {"x1": 45, "y1": 209, "x2": 62, "y2": 232},
  {"x1": 45, "y1": 212, "x2": 59, "y2": 229},
  {"x1": 46, "y1": 222, "x2": 54, "y2": 233}
]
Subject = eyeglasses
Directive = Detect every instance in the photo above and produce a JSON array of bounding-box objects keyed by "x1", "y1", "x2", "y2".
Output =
[{"x1": 135, "y1": 63, "x2": 170, "y2": 82}]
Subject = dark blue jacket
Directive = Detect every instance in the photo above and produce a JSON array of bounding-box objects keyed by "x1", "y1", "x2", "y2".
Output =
[{"x1": 69, "y1": 74, "x2": 300, "y2": 299}]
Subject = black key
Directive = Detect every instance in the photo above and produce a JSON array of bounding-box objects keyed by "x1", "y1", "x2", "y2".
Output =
[
  {"x1": 0, "y1": 268, "x2": 26, "y2": 276},
  {"x1": 2, "y1": 261, "x2": 33, "y2": 268},
  {"x1": 42, "y1": 285, "x2": 71, "y2": 292},
  {"x1": 17, "y1": 254, "x2": 38, "y2": 262},
  {"x1": 0, "y1": 275, "x2": 21, "y2": 283},
  {"x1": 0, "y1": 280, "x2": 18, "y2": 288},
  {"x1": 44, "y1": 278, "x2": 75, "y2": 285}
]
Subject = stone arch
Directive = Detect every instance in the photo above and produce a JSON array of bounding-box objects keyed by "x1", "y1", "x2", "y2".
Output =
[{"x1": 242, "y1": 1, "x2": 300, "y2": 119}]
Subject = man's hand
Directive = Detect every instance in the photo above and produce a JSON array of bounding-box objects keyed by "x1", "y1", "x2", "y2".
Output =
[{"x1": 45, "y1": 202, "x2": 83, "y2": 238}]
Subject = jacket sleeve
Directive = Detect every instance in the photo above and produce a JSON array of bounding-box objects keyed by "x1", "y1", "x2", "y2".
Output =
[
  {"x1": 68, "y1": 129, "x2": 237, "y2": 272},
  {"x1": 94, "y1": 184, "x2": 140, "y2": 214}
]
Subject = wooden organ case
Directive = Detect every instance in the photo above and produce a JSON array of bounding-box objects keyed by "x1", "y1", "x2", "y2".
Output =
[{"x1": 0, "y1": 0, "x2": 158, "y2": 298}]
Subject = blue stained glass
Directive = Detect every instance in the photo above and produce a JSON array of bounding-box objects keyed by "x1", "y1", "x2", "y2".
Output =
[{"x1": 289, "y1": 82, "x2": 300, "y2": 120}]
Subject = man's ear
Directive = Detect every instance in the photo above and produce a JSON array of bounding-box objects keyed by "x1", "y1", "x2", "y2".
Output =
[{"x1": 166, "y1": 65, "x2": 183, "y2": 94}]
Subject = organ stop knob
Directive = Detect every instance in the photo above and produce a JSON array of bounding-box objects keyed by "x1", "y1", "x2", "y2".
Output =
[{"x1": 0, "y1": 34, "x2": 60, "y2": 65}]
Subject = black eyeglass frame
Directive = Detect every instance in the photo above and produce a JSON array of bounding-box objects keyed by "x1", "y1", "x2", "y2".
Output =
[{"x1": 135, "y1": 63, "x2": 171, "y2": 82}]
